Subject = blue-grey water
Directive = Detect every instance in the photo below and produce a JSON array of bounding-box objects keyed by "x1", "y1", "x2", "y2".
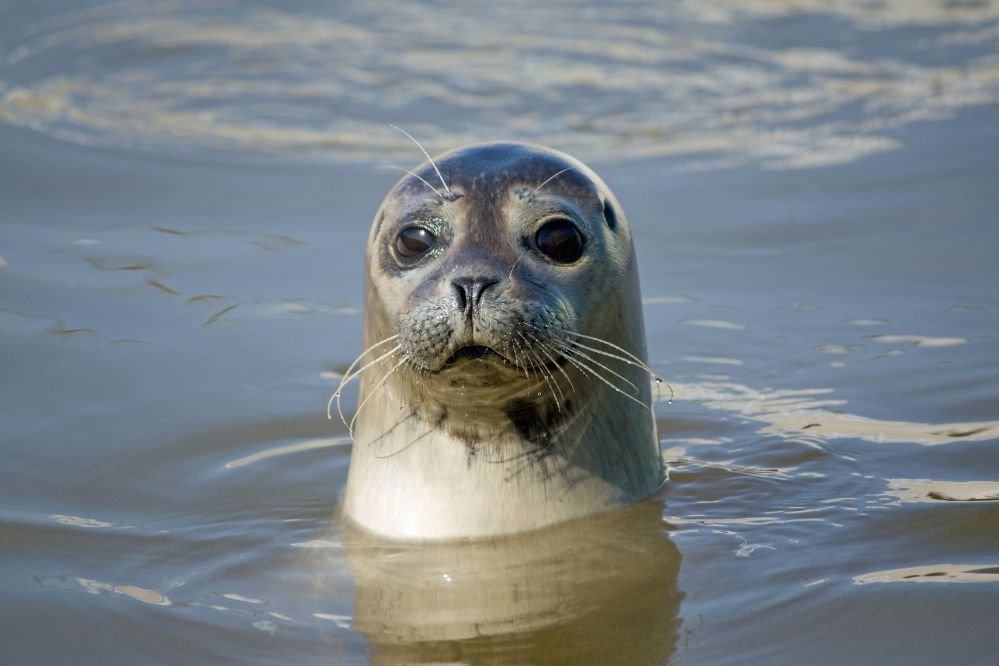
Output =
[{"x1": 2, "y1": 2, "x2": 998, "y2": 664}]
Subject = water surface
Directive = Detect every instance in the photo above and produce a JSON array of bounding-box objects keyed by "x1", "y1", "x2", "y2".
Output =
[{"x1": 2, "y1": 2, "x2": 998, "y2": 664}]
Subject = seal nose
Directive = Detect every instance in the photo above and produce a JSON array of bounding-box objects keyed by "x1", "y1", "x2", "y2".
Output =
[{"x1": 452, "y1": 275, "x2": 500, "y2": 318}]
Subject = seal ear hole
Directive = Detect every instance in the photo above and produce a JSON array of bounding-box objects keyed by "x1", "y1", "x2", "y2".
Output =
[
  {"x1": 602, "y1": 199, "x2": 619, "y2": 231},
  {"x1": 534, "y1": 218, "x2": 585, "y2": 264}
]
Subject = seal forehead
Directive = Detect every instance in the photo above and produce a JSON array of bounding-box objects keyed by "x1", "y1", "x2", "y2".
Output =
[
  {"x1": 376, "y1": 144, "x2": 612, "y2": 242},
  {"x1": 432, "y1": 142, "x2": 601, "y2": 200}
]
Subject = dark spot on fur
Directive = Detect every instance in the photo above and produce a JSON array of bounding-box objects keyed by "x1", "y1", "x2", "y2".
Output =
[
  {"x1": 503, "y1": 398, "x2": 564, "y2": 449},
  {"x1": 435, "y1": 406, "x2": 448, "y2": 429}
]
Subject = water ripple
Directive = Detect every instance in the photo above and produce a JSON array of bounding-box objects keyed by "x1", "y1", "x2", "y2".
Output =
[{"x1": 1, "y1": 1, "x2": 997, "y2": 168}]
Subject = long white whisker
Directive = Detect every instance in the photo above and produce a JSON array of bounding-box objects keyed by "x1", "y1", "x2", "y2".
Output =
[
  {"x1": 562, "y1": 338, "x2": 655, "y2": 375},
  {"x1": 552, "y1": 343, "x2": 650, "y2": 410},
  {"x1": 387, "y1": 165, "x2": 444, "y2": 200},
  {"x1": 535, "y1": 339, "x2": 578, "y2": 396},
  {"x1": 335, "y1": 335, "x2": 400, "y2": 391},
  {"x1": 524, "y1": 322, "x2": 638, "y2": 394},
  {"x1": 508, "y1": 250, "x2": 526, "y2": 280},
  {"x1": 537, "y1": 354, "x2": 564, "y2": 412},
  {"x1": 552, "y1": 342, "x2": 589, "y2": 379},
  {"x1": 349, "y1": 355, "x2": 410, "y2": 438},
  {"x1": 511, "y1": 333, "x2": 531, "y2": 379},
  {"x1": 522, "y1": 333, "x2": 566, "y2": 410},
  {"x1": 561, "y1": 330, "x2": 658, "y2": 376},
  {"x1": 516, "y1": 332, "x2": 562, "y2": 412},
  {"x1": 331, "y1": 344, "x2": 403, "y2": 426},
  {"x1": 336, "y1": 344, "x2": 404, "y2": 428},
  {"x1": 561, "y1": 344, "x2": 640, "y2": 395},
  {"x1": 561, "y1": 329, "x2": 675, "y2": 402},
  {"x1": 327, "y1": 336, "x2": 400, "y2": 422},
  {"x1": 528, "y1": 167, "x2": 572, "y2": 199},
  {"x1": 390, "y1": 125, "x2": 451, "y2": 196},
  {"x1": 654, "y1": 374, "x2": 675, "y2": 403}
]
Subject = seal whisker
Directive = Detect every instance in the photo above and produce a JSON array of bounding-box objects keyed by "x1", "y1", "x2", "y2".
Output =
[
  {"x1": 511, "y1": 332, "x2": 540, "y2": 382},
  {"x1": 562, "y1": 330, "x2": 674, "y2": 402},
  {"x1": 328, "y1": 336, "x2": 401, "y2": 423},
  {"x1": 390, "y1": 125, "x2": 451, "y2": 196},
  {"x1": 551, "y1": 342, "x2": 651, "y2": 410},
  {"x1": 520, "y1": 333, "x2": 567, "y2": 411},
  {"x1": 559, "y1": 344, "x2": 641, "y2": 395},
  {"x1": 527, "y1": 167, "x2": 572, "y2": 200},
  {"x1": 508, "y1": 250, "x2": 526, "y2": 280},
  {"x1": 565, "y1": 342, "x2": 645, "y2": 393},
  {"x1": 332, "y1": 344, "x2": 404, "y2": 428},
  {"x1": 510, "y1": 336, "x2": 531, "y2": 379},
  {"x1": 542, "y1": 340, "x2": 589, "y2": 382},
  {"x1": 561, "y1": 331, "x2": 658, "y2": 376},
  {"x1": 515, "y1": 331, "x2": 562, "y2": 412},
  {"x1": 535, "y1": 351, "x2": 566, "y2": 412},
  {"x1": 348, "y1": 355, "x2": 411, "y2": 438},
  {"x1": 534, "y1": 339, "x2": 578, "y2": 397},
  {"x1": 387, "y1": 165, "x2": 445, "y2": 201},
  {"x1": 335, "y1": 337, "x2": 401, "y2": 391},
  {"x1": 523, "y1": 321, "x2": 638, "y2": 395}
]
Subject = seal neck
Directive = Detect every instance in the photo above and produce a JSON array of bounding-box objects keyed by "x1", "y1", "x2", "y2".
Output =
[{"x1": 342, "y1": 377, "x2": 663, "y2": 540}]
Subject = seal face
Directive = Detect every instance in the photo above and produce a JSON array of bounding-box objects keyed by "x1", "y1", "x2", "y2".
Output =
[{"x1": 342, "y1": 142, "x2": 663, "y2": 540}]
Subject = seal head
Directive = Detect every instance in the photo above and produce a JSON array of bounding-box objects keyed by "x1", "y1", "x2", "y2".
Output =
[{"x1": 343, "y1": 142, "x2": 663, "y2": 539}]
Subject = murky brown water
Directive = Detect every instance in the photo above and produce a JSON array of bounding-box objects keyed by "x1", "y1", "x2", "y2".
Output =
[{"x1": 2, "y1": 1, "x2": 998, "y2": 664}]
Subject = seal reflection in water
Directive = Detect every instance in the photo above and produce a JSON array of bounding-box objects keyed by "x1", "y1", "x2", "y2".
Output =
[
  {"x1": 339, "y1": 141, "x2": 665, "y2": 540},
  {"x1": 340, "y1": 500, "x2": 683, "y2": 665}
]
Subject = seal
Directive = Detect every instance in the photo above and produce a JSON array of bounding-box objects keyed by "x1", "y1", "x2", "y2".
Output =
[{"x1": 337, "y1": 141, "x2": 664, "y2": 540}]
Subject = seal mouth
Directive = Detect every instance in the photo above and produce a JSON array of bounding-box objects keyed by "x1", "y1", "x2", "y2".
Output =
[
  {"x1": 443, "y1": 344, "x2": 506, "y2": 367},
  {"x1": 440, "y1": 343, "x2": 570, "y2": 373}
]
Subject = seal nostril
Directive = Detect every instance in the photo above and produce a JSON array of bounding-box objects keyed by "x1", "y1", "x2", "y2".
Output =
[
  {"x1": 452, "y1": 281, "x2": 467, "y2": 313},
  {"x1": 452, "y1": 276, "x2": 500, "y2": 316}
]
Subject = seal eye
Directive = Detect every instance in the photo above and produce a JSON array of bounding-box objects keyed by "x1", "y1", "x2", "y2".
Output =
[
  {"x1": 535, "y1": 218, "x2": 585, "y2": 264},
  {"x1": 395, "y1": 226, "x2": 436, "y2": 260}
]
